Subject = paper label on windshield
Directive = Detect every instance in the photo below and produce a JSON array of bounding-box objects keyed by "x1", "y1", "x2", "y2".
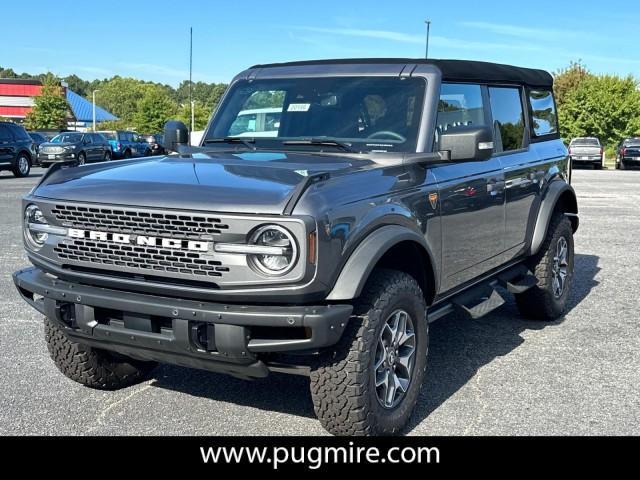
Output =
[{"x1": 288, "y1": 103, "x2": 311, "y2": 112}]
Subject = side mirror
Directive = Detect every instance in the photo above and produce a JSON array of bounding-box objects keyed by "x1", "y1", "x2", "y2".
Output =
[
  {"x1": 163, "y1": 120, "x2": 189, "y2": 152},
  {"x1": 438, "y1": 126, "x2": 494, "y2": 161}
]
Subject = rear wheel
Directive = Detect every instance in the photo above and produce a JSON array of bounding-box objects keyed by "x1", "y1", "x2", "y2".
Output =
[
  {"x1": 104, "y1": 150, "x2": 112, "y2": 161},
  {"x1": 310, "y1": 269, "x2": 428, "y2": 435},
  {"x1": 12, "y1": 153, "x2": 31, "y2": 177},
  {"x1": 620, "y1": 160, "x2": 626, "y2": 170},
  {"x1": 123, "y1": 149, "x2": 132, "y2": 159},
  {"x1": 515, "y1": 213, "x2": 574, "y2": 320},
  {"x1": 44, "y1": 317, "x2": 156, "y2": 390}
]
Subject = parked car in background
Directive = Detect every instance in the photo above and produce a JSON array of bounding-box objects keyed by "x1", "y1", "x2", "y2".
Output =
[
  {"x1": 38, "y1": 132, "x2": 112, "y2": 167},
  {"x1": 141, "y1": 134, "x2": 165, "y2": 156},
  {"x1": 97, "y1": 130, "x2": 150, "y2": 159},
  {"x1": 0, "y1": 121, "x2": 35, "y2": 177},
  {"x1": 228, "y1": 107, "x2": 282, "y2": 137},
  {"x1": 28, "y1": 131, "x2": 48, "y2": 164},
  {"x1": 568, "y1": 137, "x2": 604, "y2": 169},
  {"x1": 616, "y1": 137, "x2": 640, "y2": 170}
]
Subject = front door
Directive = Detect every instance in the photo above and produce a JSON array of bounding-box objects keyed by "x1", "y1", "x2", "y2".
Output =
[{"x1": 433, "y1": 83, "x2": 506, "y2": 292}]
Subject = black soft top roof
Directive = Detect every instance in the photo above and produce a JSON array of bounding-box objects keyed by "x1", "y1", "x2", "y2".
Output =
[{"x1": 250, "y1": 58, "x2": 553, "y2": 88}]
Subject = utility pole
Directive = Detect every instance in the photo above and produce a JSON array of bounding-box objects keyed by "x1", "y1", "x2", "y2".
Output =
[
  {"x1": 189, "y1": 27, "x2": 193, "y2": 137},
  {"x1": 424, "y1": 20, "x2": 431, "y2": 59},
  {"x1": 92, "y1": 90, "x2": 99, "y2": 132}
]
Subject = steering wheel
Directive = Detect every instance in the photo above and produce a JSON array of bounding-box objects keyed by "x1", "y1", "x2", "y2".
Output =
[{"x1": 366, "y1": 131, "x2": 406, "y2": 142}]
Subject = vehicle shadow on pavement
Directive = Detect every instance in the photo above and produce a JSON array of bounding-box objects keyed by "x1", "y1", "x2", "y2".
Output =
[
  {"x1": 0, "y1": 173, "x2": 43, "y2": 180},
  {"x1": 405, "y1": 253, "x2": 600, "y2": 434},
  {"x1": 149, "y1": 365, "x2": 317, "y2": 419},
  {"x1": 146, "y1": 254, "x2": 600, "y2": 429}
]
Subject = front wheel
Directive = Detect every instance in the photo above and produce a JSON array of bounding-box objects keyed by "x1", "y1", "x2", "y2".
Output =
[
  {"x1": 310, "y1": 269, "x2": 428, "y2": 436},
  {"x1": 515, "y1": 213, "x2": 574, "y2": 320},
  {"x1": 77, "y1": 152, "x2": 86, "y2": 165},
  {"x1": 104, "y1": 150, "x2": 112, "y2": 161},
  {"x1": 44, "y1": 317, "x2": 156, "y2": 390}
]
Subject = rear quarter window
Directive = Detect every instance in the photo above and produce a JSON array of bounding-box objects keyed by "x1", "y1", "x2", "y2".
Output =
[{"x1": 528, "y1": 90, "x2": 558, "y2": 137}]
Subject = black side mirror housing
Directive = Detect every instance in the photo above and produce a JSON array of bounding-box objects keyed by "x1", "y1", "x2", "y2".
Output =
[
  {"x1": 163, "y1": 120, "x2": 189, "y2": 152},
  {"x1": 438, "y1": 126, "x2": 494, "y2": 161}
]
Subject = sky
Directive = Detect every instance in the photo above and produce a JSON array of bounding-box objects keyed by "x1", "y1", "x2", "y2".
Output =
[{"x1": 2, "y1": 0, "x2": 638, "y2": 86}]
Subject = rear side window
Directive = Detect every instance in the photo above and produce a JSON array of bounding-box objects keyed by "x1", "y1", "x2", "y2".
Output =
[
  {"x1": 9, "y1": 124, "x2": 30, "y2": 141},
  {"x1": 488, "y1": 87, "x2": 525, "y2": 153},
  {"x1": 528, "y1": 90, "x2": 558, "y2": 137},
  {"x1": 0, "y1": 125, "x2": 12, "y2": 142}
]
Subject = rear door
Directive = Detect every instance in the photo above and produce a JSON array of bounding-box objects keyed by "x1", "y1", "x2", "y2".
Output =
[
  {"x1": 488, "y1": 86, "x2": 540, "y2": 254},
  {"x1": 433, "y1": 83, "x2": 506, "y2": 291}
]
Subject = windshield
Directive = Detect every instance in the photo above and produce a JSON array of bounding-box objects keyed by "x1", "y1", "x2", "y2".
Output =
[
  {"x1": 98, "y1": 131, "x2": 117, "y2": 140},
  {"x1": 571, "y1": 138, "x2": 599, "y2": 146},
  {"x1": 51, "y1": 133, "x2": 82, "y2": 143},
  {"x1": 206, "y1": 76, "x2": 426, "y2": 153}
]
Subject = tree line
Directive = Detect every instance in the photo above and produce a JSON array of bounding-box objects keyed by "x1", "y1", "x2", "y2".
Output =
[
  {"x1": 0, "y1": 66, "x2": 227, "y2": 133},
  {"x1": 2, "y1": 62, "x2": 639, "y2": 145}
]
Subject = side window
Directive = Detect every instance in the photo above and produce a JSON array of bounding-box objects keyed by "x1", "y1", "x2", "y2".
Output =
[
  {"x1": 435, "y1": 83, "x2": 485, "y2": 141},
  {"x1": 83, "y1": 134, "x2": 92, "y2": 144},
  {"x1": 0, "y1": 126, "x2": 12, "y2": 142},
  {"x1": 488, "y1": 87, "x2": 525, "y2": 153},
  {"x1": 528, "y1": 90, "x2": 558, "y2": 137}
]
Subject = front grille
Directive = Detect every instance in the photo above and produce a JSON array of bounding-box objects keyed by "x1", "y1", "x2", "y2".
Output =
[
  {"x1": 55, "y1": 239, "x2": 229, "y2": 278},
  {"x1": 51, "y1": 205, "x2": 229, "y2": 240},
  {"x1": 41, "y1": 146, "x2": 64, "y2": 154}
]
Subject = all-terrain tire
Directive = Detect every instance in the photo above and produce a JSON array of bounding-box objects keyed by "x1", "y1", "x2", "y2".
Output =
[
  {"x1": 310, "y1": 269, "x2": 428, "y2": 436},
  {"x1": 44, "y1": 317, "x2": 156, "y2": 390},
  {"x1": 515, "y1": 213, "x2": 574, "y2": 321}
]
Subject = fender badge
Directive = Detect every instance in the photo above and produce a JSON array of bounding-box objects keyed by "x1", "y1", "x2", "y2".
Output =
[{"x1": 429, "y1": 192, "x2": 439, "y2": 210}]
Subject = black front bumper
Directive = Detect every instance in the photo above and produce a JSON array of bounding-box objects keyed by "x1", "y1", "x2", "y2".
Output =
[{"x1": 14, "y1": 267, "x2": 352, "y2": 378}]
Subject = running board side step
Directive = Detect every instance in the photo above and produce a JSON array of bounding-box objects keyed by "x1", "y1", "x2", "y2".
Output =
[
  {"x1": 452, "y1": 285, "x2": 505, "y2": 320},
  {"x1": 427, "y1": 263, "x2": 539, "y2": 322}
]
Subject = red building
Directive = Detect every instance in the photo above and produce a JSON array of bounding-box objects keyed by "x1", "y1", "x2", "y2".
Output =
[{"x1": 0, "y1": 79, "x2": 46, "y2": 120}]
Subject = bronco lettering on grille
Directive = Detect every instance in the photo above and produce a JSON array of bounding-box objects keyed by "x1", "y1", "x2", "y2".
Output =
[{"x1": 67, "y1": 228, "x2": 210, "y2": 252}]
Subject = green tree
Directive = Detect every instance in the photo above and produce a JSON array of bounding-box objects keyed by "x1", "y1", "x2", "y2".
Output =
[
  {"x1": 23, "y1": 76, "x2": 69, "y2": 130},
  {"x1": 176, "y1": 101, "x2": 211, "y2": 130},
  {"x1": 132, "y1": 86, "x2": 177, "y2": 133},
  {"x1": 553, "y1": 60, "x2": 593, "y2": 108},
  {"x1": 558, "y1": 74, "x2": 640, "y2": 147}
]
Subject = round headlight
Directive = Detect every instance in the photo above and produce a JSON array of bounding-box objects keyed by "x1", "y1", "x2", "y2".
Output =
[
  {"x1": 24, "y1": 204, "x2": 48, "y2": 250},
  {"x1": 248, "y1": 225, "x2": 298, "y2": 276}
]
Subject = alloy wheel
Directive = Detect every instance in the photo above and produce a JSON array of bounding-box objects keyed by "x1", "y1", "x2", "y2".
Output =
[
  {"x1": 552, "y1": 236, "x2": 569, "y2": 298},
  {"x1": 18, "y1": 156, "x2": 29, "y2": 175},
  {"x1": 374, "y1": 309, "x2": 416, "y2": 409}
]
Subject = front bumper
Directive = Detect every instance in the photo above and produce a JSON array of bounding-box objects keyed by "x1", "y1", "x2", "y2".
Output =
[
  {"x1": 14, "y1": 267, "x2": 352, "y2": 378},
  {"x1": 38, "y1": 153, "x2": 76, "y2": 164}
]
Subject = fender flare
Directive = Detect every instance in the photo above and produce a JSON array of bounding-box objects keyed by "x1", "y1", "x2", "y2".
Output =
[
  {"x1": 529, "y1": 181, "x2": 578, "y2": 255},
  {"x1": 326, "y1": 225, "x2": 435, "y2": 301}
]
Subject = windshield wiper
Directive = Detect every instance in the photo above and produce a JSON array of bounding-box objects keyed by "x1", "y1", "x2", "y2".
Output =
[
  {"x1": 282, "y1": 138, "x2": 355, "y2": 152},
  {"x1": 203, "y1": 137, "x2": 256, "y2": 150}
]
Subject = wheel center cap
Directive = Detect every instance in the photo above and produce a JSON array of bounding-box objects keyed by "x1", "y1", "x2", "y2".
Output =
[{"x1": 388, "y1": 351, "x2": 396, "y2": 365}]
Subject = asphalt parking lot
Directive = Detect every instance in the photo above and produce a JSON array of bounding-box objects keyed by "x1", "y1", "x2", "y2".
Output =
[{"x1": 1, "y1": 167, "x2": 639, "y2": 436}]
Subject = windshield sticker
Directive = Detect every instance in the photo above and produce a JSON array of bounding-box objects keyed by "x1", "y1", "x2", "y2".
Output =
[{"x1": 287, "y1": 103, "x2": 311, "y2": 112}]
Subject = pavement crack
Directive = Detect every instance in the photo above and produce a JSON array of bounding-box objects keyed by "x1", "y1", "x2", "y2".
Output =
[{"x1": 90, "y1": 384, "x2": 152, "y2": 432}]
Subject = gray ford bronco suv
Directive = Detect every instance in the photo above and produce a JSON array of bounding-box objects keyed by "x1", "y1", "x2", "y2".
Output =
[{"x1": 13, "y1": 59, "x2": 578, "y2": 436}]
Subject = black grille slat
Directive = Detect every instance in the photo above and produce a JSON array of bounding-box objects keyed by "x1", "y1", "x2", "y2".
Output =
[
  {"x1": 51, "y1": 205, "x2": 229, "y2": 239},
  {"x1": 55, "y1": 239, "x2": 224, "y2": 278}
]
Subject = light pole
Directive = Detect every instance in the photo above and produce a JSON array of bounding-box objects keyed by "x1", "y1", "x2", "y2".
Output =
[
  {"x1": 424, "y1": 20, "x2": 431, "y2": 59},
  {"x1": 92, "y1": 89, "x2": 100, "y2": 132},
  {"x1": 189, "y1": 27, "x2": 194, "y2": 137}
]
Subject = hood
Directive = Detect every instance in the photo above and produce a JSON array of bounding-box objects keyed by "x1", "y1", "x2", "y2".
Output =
[
  {"x1": 41, "y1": 142, "x2": 78, "y2": 147},
  {"x1": 33, "y1": 151, "x2": 374, "y2": 214}
]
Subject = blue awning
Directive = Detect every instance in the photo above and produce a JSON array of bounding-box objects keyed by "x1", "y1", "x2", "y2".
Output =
[{"x1": 66, "y1": 89, "x2": 118, "y2": 122}]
